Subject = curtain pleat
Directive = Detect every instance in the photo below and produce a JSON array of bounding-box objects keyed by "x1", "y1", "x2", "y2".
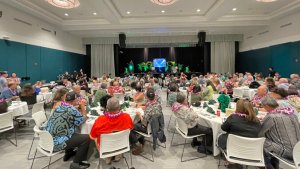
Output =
[
  {"x1": 211, "y1": 42, "x2": 235, "y2": 74},
  {"x1": 91, "y1": 44, "x2": 115, "y2": 78}
]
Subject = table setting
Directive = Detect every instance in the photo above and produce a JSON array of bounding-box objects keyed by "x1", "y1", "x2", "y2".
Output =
[{"x1": 8, "y1": 101, "x2": 29, "y2": 117}]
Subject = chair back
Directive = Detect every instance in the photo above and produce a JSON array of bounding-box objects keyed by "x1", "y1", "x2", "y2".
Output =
[
  {"x1": 100, "y1": 129, "x2": 131, "y2": 158},
  {"x1": 175, "y1": 118, "x2": 188, "y2": 137},
  {"x1": 130, "y1": 114, "x2": 136, "y2": 122},
  {"x1": 32, "y1": 111, "x2": 47, "y2": 128},
  {"x1": 113, "y1": 93, "x2": 124, "y2": 103},
  {"x1": 0, "y1": 112, "x2": 14, "y2": 133},
  {"x1": 293, "y1": 141, "x2": 300, "y2": 169},
  {"x1": 33, "y1": 126, "x2": 55, "y2": 156},
  {"x1": 80, "y1": 90, "x2": 86, "y2": 96},
  {"x1": 226, "y1": 134, "x2": 265, "y2": 166},
  {"x1": 233, "y1": 89, "x2": 243, "y2": 98},
  {"x1": 188, "y1": 93, "x2": 192, "y2": 105},
  {"x1": 32, "y1": 102, "x2": 45, "y2": 115}
]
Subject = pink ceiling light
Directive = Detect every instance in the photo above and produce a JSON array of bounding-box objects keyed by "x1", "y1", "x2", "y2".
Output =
[
  {"x1": 150, "y1": 0, "x2": 178, "y2": 5},
  {"x1": 256, "y1": 0, "x2": 277, "y2": 2},
  {"x1": 45, "y1": 0, "x2": 80, "y2": 9}
]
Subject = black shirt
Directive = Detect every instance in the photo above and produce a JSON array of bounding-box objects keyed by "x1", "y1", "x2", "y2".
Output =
[
  {"x1": 269, "y1": 70, "x2": 276, "y2": 77},
  {"x1": 19, "y1": 92, "x2": 37, "y2": 105}
]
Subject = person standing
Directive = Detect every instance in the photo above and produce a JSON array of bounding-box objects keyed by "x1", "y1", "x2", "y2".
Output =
[
  {"x1": 73, "y1": 70, "x2": 78, "y2": 81},
  {"x1": 269, "y1": 68, "x2": 276, "y2": 77},
  {"x1": 79, "y1": 69, "x2": 84, "y2": 77},
  {"x1": 0, "y1": 72, "x2": 8, "y2": 94}
]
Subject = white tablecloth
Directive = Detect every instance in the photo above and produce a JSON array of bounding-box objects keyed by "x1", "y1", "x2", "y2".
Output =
[
  {"x1": 233, "y1": 87, "x2": 257, "y2": 100},
  {"x1": 8, "y1": 102, "x2": 29, "y2": 117},
  {"x1": 79, "y1": 106, "x2": 144, "y2": 134},
  {"x1": 38, "y1": 92, "x2": 53, "y2": 103},
  {"x1": 178, "y1": 87, "x2": 188, "y2": 94},
  {"x1": 125, "y1": 89, "x2": 136, "y2": 98}
]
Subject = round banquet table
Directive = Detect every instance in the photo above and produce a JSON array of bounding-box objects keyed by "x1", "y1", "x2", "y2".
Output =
[
  {"x1": 8, "y1": 101, "x2": 29, "y2": 117},
  {"x1": 125, "y1": 89, "x2": 136, "y2": 98},
  {"x1": 191, "y1": 101, "x2": 266, "y2": 156},
  {"x1": 79, "y1": 106, "x2": 144, "y2": 134},
  {"x1": 233, "y1": 87, "x2": 257, "y2": 100},
  {"x1": 38, "y1": 92, "x2": 53, "y2": 103}
]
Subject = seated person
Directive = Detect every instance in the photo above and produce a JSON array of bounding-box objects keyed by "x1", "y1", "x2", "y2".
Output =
[
  {"x1": 256, "y1": 75, "x2": 263, "y2": 82},
  {"x1": 34, "y1": 81, "x2": 49, "y2": 95},
  {"x1": 265, "y1": 77, "x2": 276, "y2": 91},
  {"x1": 217, "y1": 99, "x2": 261, "y2": 150},
  {"x1": 277, "y1": 78, "x2": 291, "y2": 90},
  {"x1": 10, "y1": 73, "x2": 20, "y2": 85},
  {"x1": 19, "y1": 83, "x2": 37, "y2": 109},
  {"x1": 92, "y1": 76, "x2": 99, "y2": 83},
  {"x1": 202, "y1": 80, "x2": 216, "y2": 101},
  {"x1": 259, "y1": 96, "x2": 300, "y2": 169},
  {"x1": 290, "y1": 74, "x2": 300, "y2": 90},
  {"x1": 63, "y1": 77, "x2": 72, "y2": 88},
  {"x1": 72, "y1": 85, "x2": 86, "y2": 102},
  {"x1": 100, "y1": 95, "x2": 112, "y2": 112},
  {"x1": 129, "y1": 88, "x2": 162, "y2": 155},
  {"x1": 251, "y1": 85, "x2": 269, "y2": 110},
  {"x1": 168, "y1": 83, "x2": 178, "y2": 106},
  {"x1": 224, "y1": 77, "x2": 235, "y2": 95},
  {"x1": 152, "y1": 78, "x2": 161, "y2": 91},
  {"x1": 274, "y1": 72, "x2": 281, "y2": 81},
  {"x1": 238, "y1": 73, "x2": 246, "y2": 84},
  {"x1": 122, "y1": 78, "x2": 130, "y2": 88},
  {"x1": 112, "y1": 81, "x2": 125, "y2": 94},
  {"x1": 132, "y1": 86, "x2": 161, "y2": 110},
  {"x1": 51, "y1": 80, "x2": 65, "y2": 93},
  {"x1": 64, "y1": 71, "x2": 70, "y2": 80},
  {"x1": 244, "y1": 76, "x2": 254, "y2": 86},
  {"x1": 46, "y1": 92, "x2": 90, "y2": 169},
  {"x1": 94, "y1": 83, "x2": 108, "y2": 104},
  {"x1": 187, "y1": 80, "x2": 198, "y2": 94},
  {"x1": 90, "y1": 97, "x2": 133, "y2": 164},
  {"x1": 78, "y1": 80, "x2": 92, "y2": 97},
  {"x1": 190, "y1": 84, "x2": 204, "y2": 105},
  {"x1": 286, "y1": 86, "x2": 300, "y2": 112},
  {"x1": 0, "y1": 99, "x2": 8, "y2": 114},
  {"x1": 214, "y1": 78, "x2": 222, "y2": 94},
  {"x1": 132, "y1": 85, "x2": 144, "y2": 103},
  {"x1": 102, "y1": 76, "x2": 108, "y2": 83},
  {"x1": 271, "y1": 87, "x2": 300, "y2": 122},
  {"x1": 172, "y1": 92, "x2": 213, "y2": 153},
  {"x1": 107, "y1": 80, "x2": 115, "y2": 96},
  {"x1": 0, "y1": 82, "x2": 19, "y2": 101}
]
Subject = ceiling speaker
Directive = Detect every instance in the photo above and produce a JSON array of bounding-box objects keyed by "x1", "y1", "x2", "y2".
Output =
[
  {"x1": 197, "y1": 32, "x2": 206, "y2": 47},
  {"x1": 119, "y1": 34, "x2": 126, "y2": 48}
]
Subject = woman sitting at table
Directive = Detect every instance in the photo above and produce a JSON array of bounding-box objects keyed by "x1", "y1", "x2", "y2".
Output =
[
  {"x1": 79, "y1": 80, "x2": 92, "y2": 97},
  {"x1": 19, "y1": 83, "x2": 37, "y2": 109},
  {"x1": 265, "y1": 77, "x2": 276, "y2": 91},
  {"x1": 132, "y1": 86, "x2": 161, "y2": 110},
  {"x1": 173, "y1": 92, "x2": 213, "y2": 154},
  {"x1": 33, "y1": 81, "x2": 49, "y2": 95},
  {"x1": 92, "y1": 76, "x2": 99, "y2": 83},
  {"x1": 217, "y1": 99, "x2": 261, "y2": 167},
  {"x1": 190, "y1": 84, "x2": 204, "y2": 105},
  {"x1": 271, "y1": 87, "x2": 300, "y2": 122},
  {"x1": 187, "y1": 80, "x2": 198, "y2": 94},
  {"x1": 10, "y1": 73, "x2": 20, "y2": 85},
  {"x1": 202, "y1": 81, "x2": 216, "y2": 101},
  {"x1": 132, "y1": 85, "x2": 145, "y2": 103},
  {"x1": 214, "y1": 78, "x2": 223, "y2": 94},
  {"x1": 94, "y1": 83, "x2": 108, "y2": 104}
]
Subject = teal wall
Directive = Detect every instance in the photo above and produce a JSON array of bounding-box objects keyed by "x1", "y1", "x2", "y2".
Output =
[
  {"x1": 236, "y1": 41, "x2": 300, "y2": 78},
  {"x1": 0, "y1": 39, "x2": 86, "y2": 86}
]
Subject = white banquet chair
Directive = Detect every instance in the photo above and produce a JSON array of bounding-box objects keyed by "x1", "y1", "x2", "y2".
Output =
[
  {"x1": 30, "y1": 126, "x2": 63, "y2": 169},
  {"x1": 98, "y1": 129, "x2": 133, "y2": 169},
  {"x1": 167, "y1": 111, "x2": 177, "y2": 133},
  {"x1": 17, "y1": 102, "x2": 45, "y2": 125},
  {"x1": 170, "y1": 118, "x2": 207, "y2": 162},
  {"x1": 0, "y1": 112, "x2": 17, "y2": 147},
  {"x1": 217, "y1": 134, "x2": 265, "y2": 168},
  {"x1": 232, "y1": 89, "x2": 246, "y2": 99}
]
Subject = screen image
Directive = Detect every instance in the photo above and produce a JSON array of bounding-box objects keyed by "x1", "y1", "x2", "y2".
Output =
[{"x1": 153, "y1": 58, "x2": 166, "y2": 67}]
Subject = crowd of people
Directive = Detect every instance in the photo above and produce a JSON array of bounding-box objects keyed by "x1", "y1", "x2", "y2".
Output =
[{"x1": 1, "y1": 68, "x2": 300, "y2": 169}]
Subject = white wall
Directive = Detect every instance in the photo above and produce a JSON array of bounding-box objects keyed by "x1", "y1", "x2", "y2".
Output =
[
  {"x1": 240, "y1": 11, "x2": 300, "y2": 52},
  {"x1": 0, "y1": 2, "x2": 85, "y2": 55}
]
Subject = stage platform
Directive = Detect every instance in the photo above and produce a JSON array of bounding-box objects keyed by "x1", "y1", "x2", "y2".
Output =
[{"x1": 120, "y1": 72, "x2": 203, "y2": 78}]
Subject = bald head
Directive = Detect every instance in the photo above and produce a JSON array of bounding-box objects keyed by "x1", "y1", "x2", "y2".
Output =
[
  {"x1": 113, "y1": 81, "x2": 119, "y2": 86},
  {"x1": 279, "y1": 78, "x2": 288, "y2": 84},
  {"x1": 257, "y1": 85, "x2": 268, "y2": 96},
  {"x1": 73, "y1": 85, "x2": 81, "y2": 94}
]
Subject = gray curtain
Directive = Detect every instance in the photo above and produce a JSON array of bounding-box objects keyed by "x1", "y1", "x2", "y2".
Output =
[
  {"x1": 211, "y1": 42, "x2": 235, "y2": 74},
  {"x1": 91, "y1": 44, "x2": 115, "y2": 78}
]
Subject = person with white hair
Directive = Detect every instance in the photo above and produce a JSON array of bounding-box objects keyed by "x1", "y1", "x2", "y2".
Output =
[
  {"x1": 244, "y1": 76, "x2": 254, "y2": 85},
  {"x1": 278, "y1": 78, "x2": 292, "y2": 90},
  {"x1": 238, "y1": 73, "x2": 246, "y2": 85},
  {"x1": 251, "y1": 85, "x2": 269, "y2": 110},
  {"x1": 112, "y1": 81, "x2": 125, "y2": 94},
  {"x1": 259, "y1": 96, "x2": 300, "y2": 169}
]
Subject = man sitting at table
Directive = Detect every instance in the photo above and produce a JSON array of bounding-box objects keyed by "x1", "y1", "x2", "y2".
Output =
[
  {"x1": 172, "y1": 92, "x2": 213, "y2": 154},
  {"x1": 132, "y1": 86, "x2": 161, "y2": 110},
  {"x1": 63, "y1": 77, "x2": 72, "y2": 88},
  {"x1": 46, "y1": 92, "x2": 90, "y2": 169},
  {"x1": 238, "y1": 73, "x2": 246, "y2": 85},
  {"x1": 90, "y1": 97, "x2": 133, "y2": 164},
  {"x1": 0, "y1": 82, "x2": 19, "y2": 101},
  {"x1": 72, "y1": 85, "x2": 86, "y2": 103},
  {"x1": 153, "y1": 78, "x2": 161, "y2": 91},
  {"x1": 130, "y1": 88, "x2": 162, "y2": 155},
  {"x1": 224, "y1": 77, "x2": 235, "y2": 95},
  {"x1": 252, "y1": 85, "x2": 269, "y2": 110},
  {"x1": 122, "y1": 77, "x2": 131, "y2": 88},
  {"x1": 94, "y1": 83, "x2": 108, "y2": 104},
  {"x1": 244, "y1": 76, "x2": 254, "y2": 86},
  {"x1": 259, "y1": 96, "x2": 300, "y2": 169},
  {"x1": 112, "y1": 81, "x2": 125, "y2": 94},
  {"x1": 277, "y1": 78, "x2": 291, "y2": 90},
  {"x1": 290, "y1": 74, "x2": 300, "y2": 90},
  {"x1": 168, "y1": 83, "x2": 178, "y2": 106}
]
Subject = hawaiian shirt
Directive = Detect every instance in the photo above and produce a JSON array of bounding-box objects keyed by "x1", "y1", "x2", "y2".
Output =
[
  {"x1": 143, "y1": 101, "x2": 162, "y2": 126},
  {"x1": 153, "y1": 84, "x2": 161, "y2": 91},
  {"x1": 168, "y1": 92, "x2": 177, "y2": 107}
]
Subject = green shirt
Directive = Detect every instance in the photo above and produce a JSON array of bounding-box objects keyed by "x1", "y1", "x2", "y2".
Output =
[
  {"x1": 191, "y1": 93, "x2": 204, "y2": 105},
  {"x1": 94, "y1": 90, "x2": 107, "y2": 103}
]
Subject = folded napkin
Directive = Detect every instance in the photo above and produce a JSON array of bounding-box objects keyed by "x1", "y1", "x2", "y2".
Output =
[
  {"x1": 208, "y1": 100, "x2": 217, "y2": 105},
  {"x1": 182, "y1": 87, "x2": 187, "y2": 90},
  {"x1": 90, "y1": 110, "x2": 100, "y2": 116},
  {"x1": 8, "y1": 100, "x2": 12, "y2": 107},
  {"x1": 254, "y1": 108, "x2": 258, "y2": 115},
  {"x1": 203, "y1": 102, "x2": 208, "y2": 109},
  {"x1": 90, "y1": 102, "x2": 99, "y2": 108},
  {"x1": 86, "y1": 106, "x2": 92, "y2": 114},
  {"x1": 207, "y1": 107, "x2": 215, "y2": 115}
]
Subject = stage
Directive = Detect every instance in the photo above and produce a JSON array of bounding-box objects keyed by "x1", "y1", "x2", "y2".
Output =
[{"x1": 120, "y1": 72, "x2": 203, "y2": 78}]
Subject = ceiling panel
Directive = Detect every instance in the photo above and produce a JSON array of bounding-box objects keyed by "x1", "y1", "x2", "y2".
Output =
[
  {"x1": 23, "y1": 0, "x2": 104, "y2": 20},
  {"x1": 227, "y1": 0, "x2": 296, "y2": 15},
  {"x1": 111, "y1": 0, "x2": 217, "y2": 17}
]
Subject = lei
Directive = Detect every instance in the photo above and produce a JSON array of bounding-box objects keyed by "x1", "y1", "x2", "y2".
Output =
[
  {"x1": 286, "y1": 95, "x2": 299, "y2": 99},
  {"x1": 104, "y1": 111, "x2": 123, "y2": 118},
  {"x1": 12, "y1": 77, "x2": 19, "y2": 83},
  {"x1": 146, "y1": 100, "x2": 158, "y2": 109},
  {"x1": 99, "y1": 87, "x2": 106, "y2": 92},
  {"x1": 168, "y1": 91, "x2": 176, "y2": 94},
  {"x1": 77, "y1": 94, "x2": 83, "y2": 101},
  {"x1": 9, "y1": 88, "x2": 16, "y2": 96},
  {"x1": 232, "y1": 112, "x2": 248, "y2": 118},
  {"x1": 0, "y1": 99, "x2": 4, "y2": 103},
  {"x1": 61, "y1": 101, "x2": 73, "y2": 107},
  {"x1": 252, "y1": 94, "x2": 270, "y2": 104},
  {"x1": 267, "y1": 107, "x2": 294, "y2": 115},
  {"x1": 135, "y1": 92, "x2": 144, "y2": 98},
  {"x1": 171, "y1": 102, "x2": 189, "y2": 112}
]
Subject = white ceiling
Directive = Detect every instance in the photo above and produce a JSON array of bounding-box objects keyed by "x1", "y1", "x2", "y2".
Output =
[{"x1": 1, "y1": 0, "x2": 300, "y2": 38}]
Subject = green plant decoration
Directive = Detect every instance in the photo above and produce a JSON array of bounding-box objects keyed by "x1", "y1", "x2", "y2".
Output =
[
  {"x1": 137, "y1": 64, "x2": 143, "y2": 71},
  {"x1": 178, "y1": 64, "x2": 183, "y2": 71},
  {"x1": 170, "y1": 61, "x2": 176, "y2": 68},
  {"x1": 217, "y1": 94, "x2": 231, "y2": 113},
  {"x1": 186, "y1": 66, "x2": 189, "y2": 73},
  {"x1": 165, "y1": 62, "x2": 169, "y2": 71},
  {"x1": 125, "y1": 67, "x2": 128, "y2": 73}
]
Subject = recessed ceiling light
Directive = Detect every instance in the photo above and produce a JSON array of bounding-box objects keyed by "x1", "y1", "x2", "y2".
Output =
[
  {"x1": 65, "y1": 13, "x2": 68, "y2": 16},
  {"x1": 162, "y1": 11, "x2": 165, "y2": 13},
  {"x1": 127, "y1": 11, "x2": 130, "y2": 14},
  {"x1": 197, "y1": 9, "x2": 200, "y2": 12},
  {"x1": 93, "y1": 13, "x2": 97, "y2": 15},
  {"x1": 232, "y1": 8, "x2": 237, "y2": 11}
]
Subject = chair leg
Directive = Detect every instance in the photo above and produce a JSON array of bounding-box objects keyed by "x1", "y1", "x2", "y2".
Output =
[
  {"x1": 167, "y1": 115, "x2": 172, "y2": 132},
  {"x1": 30, "y1": 149, "x2": 38, "y2": 169},
  {"x1": 218, "y1": 152, "x2": 221, "y2": 168},
  {"x1": 130, "y1": 150, "x2": 133, "y2": 169},
  {"x1": 138, "y1": 137, "x2": 154, "y2": 162},
  {"x1": 48, "y1": 156, "x2": 52, "y2": 169},
  {"x1": 181, "y1": 139, "x2": 187, "y2": 162},
  {"x1": 6, "y1": 128, "x2": 17, "y2": 147},
  {"x1": 123, "y1": 156, "x2": 130, "y2": 169},
  {"x1": 98, "y1": 157, "x2": 101, "y2": 169},
  {"x1": 181, "y1": 137, "x2": 207, "y2": 162},
  {"x1": 27, "y1": 137, "x2": 35, "y2": 160}
]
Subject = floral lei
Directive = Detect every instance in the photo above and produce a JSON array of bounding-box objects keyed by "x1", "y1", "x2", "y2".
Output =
[
  {"x1": 232, "y1": 112, "x2": 248, "y2": 118},
  {"x1": 252, "y1": 94, "x2": 270, "y2": 103},
  {"x1": 61, "y1": 101, "x2": 73, "y2": 107},
  {"x1": 104, "y1": 111, "x2": 123, "y2": 118},
  {"x1": 171, "y1": 102, "x2": 189, "y2": 112},
  {"x1": 9, "y1": 88, "x2": 16, "y2": 95},
  {"x1": 0, "y1": 99, "x2": 4, "y2": 103},
  {"x1": 286, "y1": 95, "x2": 299, "y2": 99},
  {"x1": 168, "y1": 91, "x2": 176, "y2": 94},
  {"x1": 77, "y1": 94, "x2": 83, "y2": 101},
  {"x1": 99, "y1": 87, "x2": 106, "y2": 92},
  {"x1": 267, "y1": 107, "x2": 294, "y2": 115},
  {"x1": 146, "y1": 100, "x2": 158, "y2": 108}
]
